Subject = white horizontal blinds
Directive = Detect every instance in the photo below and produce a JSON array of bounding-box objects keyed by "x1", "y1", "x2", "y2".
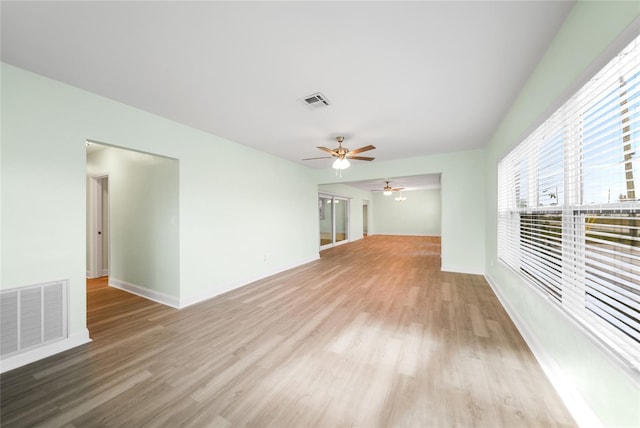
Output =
[
  {"x1": 521, "y1": 116, "x2": 566, "y2": 300},
  {"x1": 583, "y1": 212, "x2": 640, "y2": 342},
  {"x1": 498, "y1": 150, "x2": 523, "y2": 271},
  {"x1": 577, "y1": 36, "x2": 640, "y2": 363},
  {"x1": 581, "y1": 60, "x2": 640, "y2": 205},
  {"x1": 520, "y1": 213, "x2": 563, "y2": 300},
  {"x1": 497, "y1": 34, "x2": 640, "y2": 369},
  {"x1": 497, "y1": 161, "x2": 509, "y2": 261},
  {"x1": 537, "y1": 127, "x2": 564, "y2": 207},
  {"x1": 502, "y1": 115, "x2": 566, "y2": 301}
]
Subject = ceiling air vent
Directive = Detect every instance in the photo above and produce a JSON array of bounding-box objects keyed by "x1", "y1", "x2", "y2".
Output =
[{"x1": 302, "y1": 92, "x2": 330, "y2": 109}]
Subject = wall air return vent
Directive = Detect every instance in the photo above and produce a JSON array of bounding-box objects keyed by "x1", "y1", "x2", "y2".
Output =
[
  {"x1": 0, "y1": 280, "x2": 68, "y2": 358},
  {"x1": 302, "y1": 92, "x2": 330, "y2": 109}
]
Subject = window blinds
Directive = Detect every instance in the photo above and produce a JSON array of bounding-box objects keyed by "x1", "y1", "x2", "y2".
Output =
[{"x1": 497, "y1": 35, "x2": 639, "y2": 369}]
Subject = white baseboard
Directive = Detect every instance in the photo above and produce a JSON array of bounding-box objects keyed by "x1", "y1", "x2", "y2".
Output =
[
  {"x1": 441, "y1": 264, "x2": 484, "y2": 275},
  {"x1": 102, "y1": 268, "x2": 109, "y2": 276},
  {"x1": 109, "y1": 278, "x2": 180, "y2": 308},
  {"x1": 180, "y1": 255, "x2": 320, "y2": 308},
  {"x1": 0, "y1": 329, "x2": 91, "y2": 374},
  {"x1": 484, "y1": 274, "x2": 603, "y2": 428}
]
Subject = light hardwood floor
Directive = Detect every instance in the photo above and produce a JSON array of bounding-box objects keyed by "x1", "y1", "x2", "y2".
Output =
[{"x1": 0, "y1": 236, "x2": 576, "y2": 427}]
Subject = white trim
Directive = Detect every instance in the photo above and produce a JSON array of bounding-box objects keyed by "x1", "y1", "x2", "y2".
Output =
[
  {"x1": 484, "y1": 274, "x2": 603, "y2": 428},
  {"x1": 109, "y1": 278, "x2": 180, "y2": 308},
  {"x1": 86, "y1": 175, "x2": 99, "y2": 278},
  {"x1": 101, "y1": 268, "x2": 109, "y2": 277},
  {"x1": 179, "y1": 255, "x2": 319, "y2": 308},
  {"x1": 0, "y1": 329, "x2": 91, "y2": 374},
  {"x1": 441, "y1": 264, "x2": 484, "y2": 275}
]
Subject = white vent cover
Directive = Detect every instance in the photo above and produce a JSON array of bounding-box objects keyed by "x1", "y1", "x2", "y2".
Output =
[
  {"x1": 0, "y1": 280, "x2": 68, "y2": 358},
  {"x1": 302, "y1": 92, "x2": 330, "y2": 109}
]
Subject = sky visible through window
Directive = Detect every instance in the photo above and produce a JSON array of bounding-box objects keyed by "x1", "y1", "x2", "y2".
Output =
[
  {"x1": 583, "y1": 69, "x2": 639, "y2": 205},
  {"x1": 538, "y1": 130, "x2": 564, "y2": 206}
]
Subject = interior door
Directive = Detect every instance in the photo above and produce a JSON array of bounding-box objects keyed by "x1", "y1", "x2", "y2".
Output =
[{"x1": 88, "y1": 175, "x2": 109, "y2": 278}]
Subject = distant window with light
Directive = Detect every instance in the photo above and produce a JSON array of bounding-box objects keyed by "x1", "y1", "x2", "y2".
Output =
[{"x1": 497, "y1": 35, "x2": 639, "y2": 370}]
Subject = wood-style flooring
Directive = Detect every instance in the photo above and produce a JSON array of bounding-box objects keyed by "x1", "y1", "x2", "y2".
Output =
[{"x1": 0, "y1": 235, "x2": 576, "y2": 427}]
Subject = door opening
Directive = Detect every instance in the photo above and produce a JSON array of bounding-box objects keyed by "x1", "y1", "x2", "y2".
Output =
[
  {"x1": 363, "y1": 202, "x2": 369, "y2": 236},
  {"x1": 88, "y1": 175, "x2": 109, "y2": 278}
]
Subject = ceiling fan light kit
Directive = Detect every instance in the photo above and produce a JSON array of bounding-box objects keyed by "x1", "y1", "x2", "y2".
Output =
[
  {"x1": 332, "y1": 157, "x2": 350, "y2": 170},
  {"x1": 381, "y1": 180, "x2": 404, "y2": 196},
  {"x1": 303, "y1": 136, "x2": 375, "y2": 175},
  {"x1": 395, "y1": 191, "x2": 407, "y2": 202}
]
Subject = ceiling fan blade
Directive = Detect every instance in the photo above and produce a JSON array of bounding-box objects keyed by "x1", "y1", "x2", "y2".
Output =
[
  {"x1": 317, "y1": 146, "x2": 338, "y2": 156},
  {"x1": 349, "y1": 145, "x2": 376, "y2": 155},
  {"x1": 349, "y1": 156, "x2": 375, "y2": 161},
  {"x1": 302, "y1": 156, "x2": 333, "y2": 160},
  {"x1": 392, "y1": 187, "x2": 405, "y2": 191}
]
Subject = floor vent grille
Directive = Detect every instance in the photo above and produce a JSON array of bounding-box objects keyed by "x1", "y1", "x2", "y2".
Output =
[{"x1": 0, "y1": 280, "x2": 68, "y2": 358}]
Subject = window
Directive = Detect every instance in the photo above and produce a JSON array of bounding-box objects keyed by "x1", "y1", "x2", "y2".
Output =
[{"x1": 497, "y1": 35, "x2": 639, "y2": 369}]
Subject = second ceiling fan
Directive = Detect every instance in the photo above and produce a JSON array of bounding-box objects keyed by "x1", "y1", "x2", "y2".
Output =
[
  {"x1": 379, "y1": 181, "x2": 404, "y2": 195},
  {"x1": 303, "y1": 136, "x2": 376, "y2": 170}
]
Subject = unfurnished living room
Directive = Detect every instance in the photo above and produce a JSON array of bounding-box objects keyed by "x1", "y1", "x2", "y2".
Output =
[{"x1": 1, "y1": 1, "x2": 638, "y2": 427}]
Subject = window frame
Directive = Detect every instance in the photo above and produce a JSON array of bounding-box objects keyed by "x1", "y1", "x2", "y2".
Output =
[{"x1": 497, "y1": 34, "x2": 640, "y2": 371}]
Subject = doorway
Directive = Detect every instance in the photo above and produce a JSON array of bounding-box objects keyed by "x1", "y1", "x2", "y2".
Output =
[
  {"x1": 85, "y1": 141, "x2": 180, "y2": 307},
  {"x1": 363, "y1": 202, "x2": 369, "y2": 236},
  {"x1": 87, "y1": 175, "x2": 109, "y2": 278}
]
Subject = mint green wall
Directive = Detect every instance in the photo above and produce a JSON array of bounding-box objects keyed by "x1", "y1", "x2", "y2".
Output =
[
  {"x1": 87, "y1": 147, "x2": 179, "y2": 297},
  {"x1": 2, "y1": 67, "x2": 88, "y2": 334},
  {"x1": 315, "y1": 149, "x2": 485, "y2": 274},
  {"x1": 1, "y1": 64, "x2": 319, "y2": 338},
  {"x1": 485, "y1": 2, "x2": 639, "y2": 426},
  {"x1": 371, "y1": 189, "x2": 440, "y2": 236}
]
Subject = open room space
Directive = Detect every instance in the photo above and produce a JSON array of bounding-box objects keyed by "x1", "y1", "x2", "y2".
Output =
[
  {"x1": 0, "y1": 237, "x2": 575, "y2": 427},
  {"x1": 1, "y1": 1, "x2": 638, "y2": 427}
]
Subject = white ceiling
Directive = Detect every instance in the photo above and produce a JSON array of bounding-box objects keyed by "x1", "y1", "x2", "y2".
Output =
[{"x1": 1, "y1": 1, "x2": 574, "y2": 168}]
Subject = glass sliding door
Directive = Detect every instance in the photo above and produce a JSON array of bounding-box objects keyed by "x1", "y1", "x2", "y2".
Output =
[
  {"x1": 319, "y1": 196, "x2": 333, "y2": 247},
  {"x1": 334, "y1": 198, "x2": 347, "y2": 243},
  {"x1": 318, "y1": 194, "x2": 349, "y2": 248}
]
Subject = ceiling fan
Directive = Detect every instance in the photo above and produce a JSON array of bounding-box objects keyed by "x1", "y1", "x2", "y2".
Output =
[
  {"x1": 303, "y1": 136, "x2": 376, "y2": 170},
  {"x1": 377, "y1": 181, "x2": 404, "y2": 196}
]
